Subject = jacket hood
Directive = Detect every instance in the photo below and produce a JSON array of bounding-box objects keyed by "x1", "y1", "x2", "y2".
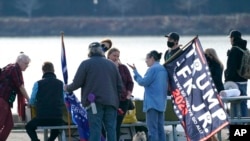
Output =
[{"x1": 233, "y1": 39, "x2": 247, "y2": 50}]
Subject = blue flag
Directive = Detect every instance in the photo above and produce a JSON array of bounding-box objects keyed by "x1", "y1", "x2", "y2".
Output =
[
  {"x1": 61, "y1": 33, "x2": 68, "y2": 85},
  {"x1": 164, "y1": 37, "x2": 229, "y2": 141},
  {"x1": 61, "y1": 33, "x2": 90, "y2": 141},
  {"x1": 64, "y1": 94, "x2": 90, "y2": 140}
]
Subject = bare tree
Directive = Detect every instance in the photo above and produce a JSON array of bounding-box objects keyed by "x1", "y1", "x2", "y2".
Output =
[
  {"x1": 107, "y1": 0, "x2": 136, "y2": 17},
  {"x1": 13, "y1": 0, "x2": 43, "y2": 18},
  {"x1": 175, "y1": 0, "x2": 208, "y2": 16}
]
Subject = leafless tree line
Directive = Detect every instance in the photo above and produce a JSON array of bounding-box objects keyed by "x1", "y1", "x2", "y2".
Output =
[{"x1": 0, "y1": 0, "x2": 248, "y2": 18}]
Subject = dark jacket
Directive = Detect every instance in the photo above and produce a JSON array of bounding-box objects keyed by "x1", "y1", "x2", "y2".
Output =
[
  {"x1": 163, "y1": 47, "x2": 180, "y2": 62},
  {"x1": 67, "y1": 55, "x2": 123, "y2": 109},
  {"x1": 36, "y1": 72, "x2": 64, "y2": 119},
  {"x1": 118, "y1": 63, "x2": 134, "y2": 101},
  {"x1": 205, "y1": 56, "x2": 224, "y2": 92},
  {"x1": 225, "y1": 39, "x2": 248, "y2": 82}
]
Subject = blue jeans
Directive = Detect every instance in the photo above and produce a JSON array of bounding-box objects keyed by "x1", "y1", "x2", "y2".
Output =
[
  {"x1": 87, "y1": 103, "x2": 117, "y2": 141},
  {"x1": 232, "y1": 83, "x2": 248, "y2": 117},
  {"x1": 146, "y1": 109, "x2": 166, "y2": 141}
]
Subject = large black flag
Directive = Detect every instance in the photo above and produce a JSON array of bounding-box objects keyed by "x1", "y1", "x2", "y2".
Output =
[{"x1": 164, "y1": 37, "x2": 229, "y2": 141}]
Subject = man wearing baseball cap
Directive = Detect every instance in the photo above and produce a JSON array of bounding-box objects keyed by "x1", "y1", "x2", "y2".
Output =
[
  {"x1": 225, "y1": 30, "x2": 248, "y2": 118},
  {"x1": 163, "y1": 32, "x2": 181, "y2": 62},
  {"x1": 229, "y1": 30, "x2": 241, "y2": 39}
]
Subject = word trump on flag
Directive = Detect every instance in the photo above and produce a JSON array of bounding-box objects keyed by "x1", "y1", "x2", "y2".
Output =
[{"x1": 164, "y1": 37, "x2": 229, "y2": 141}]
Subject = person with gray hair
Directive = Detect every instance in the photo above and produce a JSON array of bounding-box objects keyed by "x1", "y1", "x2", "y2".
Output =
[
  {"x1": 88, "y1": 42, "x2": 106, "y2": 57},
  {"x1": 0, "y1": 52, "x2": 30, "y2": 140},
  {"x1": 64, "y1": 42, "x2": 123, "y2": 141},
  {"x1": 15, "y1": 52, "x2": 30, "y2": 100}
]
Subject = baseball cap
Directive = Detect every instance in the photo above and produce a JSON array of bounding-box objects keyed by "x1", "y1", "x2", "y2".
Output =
[
  {"x1": 89, "y1": 42, "x2": 109, "y2": 52},
  {"x1": 229, "y1": 30, "x2": 241, "y2": 38},
  {"x1": 164, "y1": 32, "x2": 180, "y2": 41},
  {"x1": 89, "y1": 42, "x2": 102, "y2": 49}
]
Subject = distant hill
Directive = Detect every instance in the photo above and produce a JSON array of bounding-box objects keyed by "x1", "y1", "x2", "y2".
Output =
[{"x1": 0, "y1": 14, "x2": 249, "y2": 36}]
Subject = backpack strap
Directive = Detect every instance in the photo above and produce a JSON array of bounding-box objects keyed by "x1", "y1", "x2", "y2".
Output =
[{"x1": 233, "y1": 46, "x2": 245, "y2": 52}]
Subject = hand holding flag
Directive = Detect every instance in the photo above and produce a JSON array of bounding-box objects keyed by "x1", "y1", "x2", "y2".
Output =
[
  {"x1": 164, "y1": 37, "x2": 229, "y2": 140},
  {"x1": 61, "y1": 32, "x2": 90, "y2": 141}
]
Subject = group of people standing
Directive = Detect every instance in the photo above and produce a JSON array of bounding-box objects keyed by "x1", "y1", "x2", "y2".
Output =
[
  {"x1": 0, "y1": 29, "x2": 248, "y2": 141},
  {"x1": 205, "y1": 30, "x2": 249, "y2": 118}
]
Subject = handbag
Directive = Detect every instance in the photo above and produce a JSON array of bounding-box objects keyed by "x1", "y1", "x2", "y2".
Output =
[
  {"x1": 122, "y1": 101, "x2": 137, "y2": 124},
  {"x1": 127, "y1": 99, "x2": 135, "y2": 110}
]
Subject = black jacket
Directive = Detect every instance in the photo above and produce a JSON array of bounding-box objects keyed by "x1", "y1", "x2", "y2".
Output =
[
  {"x1": 36, "y1": 72, "x2": 64, "y2": 119},
  {"x1": 225, "y1": 39, "x2": 248, "y2": 82},
  {"x1": 163, "y1": 47, "x2": 180, "y2": 62}
]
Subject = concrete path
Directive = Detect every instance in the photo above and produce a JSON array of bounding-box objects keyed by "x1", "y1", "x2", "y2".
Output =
[{"x1": 8, "y1": 128, "x2": 229, "y2": 141}]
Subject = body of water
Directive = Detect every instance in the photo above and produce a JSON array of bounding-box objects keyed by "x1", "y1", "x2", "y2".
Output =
[{"x1": 1, "y1": 35, "x2": 250, "y2": 113}]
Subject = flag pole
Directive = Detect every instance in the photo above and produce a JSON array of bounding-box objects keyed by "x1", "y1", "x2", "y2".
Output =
[
  {"x1": 164, "y1": 35, "x2": 198, "y2": 65},
  {"x1": 61, "y1": 31, "x2": 72, "y2": 141}
]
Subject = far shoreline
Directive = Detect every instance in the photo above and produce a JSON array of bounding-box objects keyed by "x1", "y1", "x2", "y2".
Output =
[{"x1": 0, "y1": 14, "x2": 250, "y2": 37}]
